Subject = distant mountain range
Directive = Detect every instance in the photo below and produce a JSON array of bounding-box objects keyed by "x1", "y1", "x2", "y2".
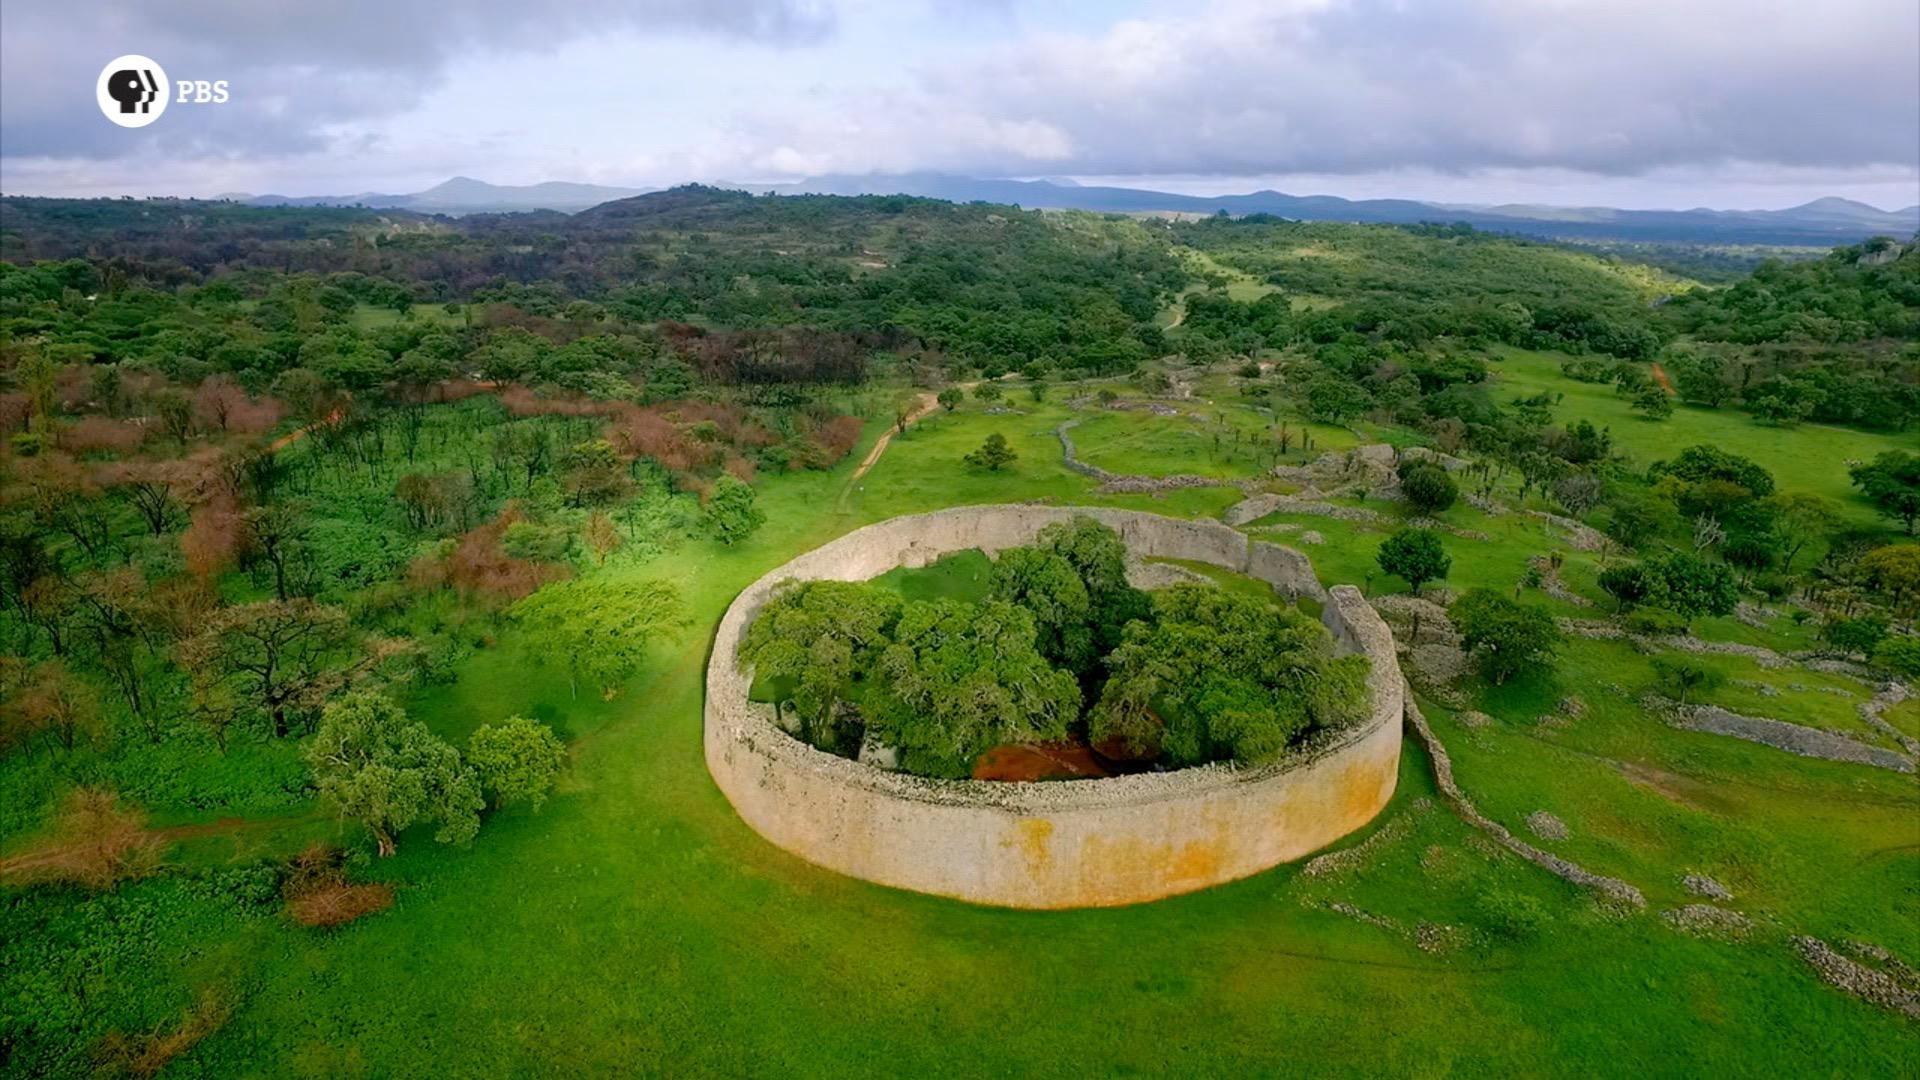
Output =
[{"x1": 237, "y1": 174, "x2": 1920, "y2": 246}]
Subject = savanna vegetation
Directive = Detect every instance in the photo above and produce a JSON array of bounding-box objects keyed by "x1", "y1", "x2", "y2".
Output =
[{"x1": 1, "y1": 188, "x2": 1916, "y2": 1076}]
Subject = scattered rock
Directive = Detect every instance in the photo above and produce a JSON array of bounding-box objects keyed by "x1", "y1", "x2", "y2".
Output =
[
  {"x1": 1662, "y1": 904, "x2": 1754, "y2": 940},
  {"x1": 1525, "y1": 811, "x2": 1570, "y2": 841},
  {"x1": 1859, "y1": 682, "x2": 1920, "y2": 757},
  {"x1": 1416, "y1": 922, "x2": 1468, "y2": 955},
  {"x1": 1674, "y1": 704, "x2": 1915, "y2": 773},
  {"x1": 1682, "y1": 874, "x2": 1734, "y2": 901},
  {"x1": 1328, "y1": 901, "x2": 1403, "y2": 933},
  {"x1": 1403, "y1": 689, "x2": 1646, "y2": 909},
  {"x1": 1793, "y1": 936, "x2": 1920, "y2": 1019},
  {"x1": 1524, "y1": 510, "x2": 1609, "y2": 552},
  {"x1": 1457, "y1": 710, "x2": 1495, "y2": 730},
  {"x1": 1298, "y1": 530, "x2": 1324, "y2": 545}
]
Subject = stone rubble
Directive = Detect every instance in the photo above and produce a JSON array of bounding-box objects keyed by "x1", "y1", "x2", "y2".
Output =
[
  {"x1": 1682, "y1": 874, "x2": 1734, "y2": 901},
  {"x1": 1525, "y1": 811, "x2": 1570, "y2": 841},
  {"x1": 1793, "y1": 936, "x2": 1920, "y2": 1020},
  {"x1": 1402, "y1": 686, "x2": 1646, "y2": 909}
]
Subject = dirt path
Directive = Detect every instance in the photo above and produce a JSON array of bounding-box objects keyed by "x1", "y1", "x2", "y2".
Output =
[
  {"x1": 0, "y1": 810, "x2": 324, "y2": 879},
  {"x1": 267, "y1": 408, "x2": 345, "y2": 452},
  {"x1": 1649, "y1": 362, "x2": 1676, "y2": 395},
  {"x1": 834, "y1": 384, "x2": 974, "y2": 512}
]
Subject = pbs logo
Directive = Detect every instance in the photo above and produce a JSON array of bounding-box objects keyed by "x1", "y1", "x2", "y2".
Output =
[{"x1": 97, "y1": 55, "x2": 229, "y2": 128}]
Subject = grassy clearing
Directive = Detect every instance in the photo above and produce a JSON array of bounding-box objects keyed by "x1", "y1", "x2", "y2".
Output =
[{"x1": 1489, "y1": 348, "x2": 1919, "y2": 519}]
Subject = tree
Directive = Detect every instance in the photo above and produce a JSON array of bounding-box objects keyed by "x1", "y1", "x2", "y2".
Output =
[
  {"x1": 305, "y1": 693, "x2": 481, "y2": 857},
  {"x1": 1631, "y1": 384, "x2": 1674, "y2": 420},
  {"x1": 1651, "y1": 446, "x2": 1775, "y2": 499},
  {"x1": 1598, "y1": 564, "x2": 1653, "y2": 612},
  {"x1": 1873, "y1": 635, "x2": 1920, "y2": 679},
  {"x1": 974, "y1": 382, "x2": 1003, "y2": 404},
  {"x1": 936, "y1": 388, "x2": 963, "y2": 412},
  {"x1": 964, "y1": 432, "x2": 1017, "y2": 472},
  {"x1": 702, "y1": 474, "x2": 765, "y2": 545},
  {"x1": 178, "y1": 599, "x2": 354, "y2": 737},
  {"x1": 1850, "y1": 451, "x2": 1920, "y2": 535},
  {"x1": 582, "y1": 511, "x2": 622, "y2": 565},
  {"x1": 989, "y1": 516, "x2": 1150, "y2": 677},
  {"x1": 1603, "y1": 493, "x2": 1672, "y2": 550},
  {"x1": 509, "y1": 578, "x2": 687, "y2": 699},
  {"x1": 1643, "y1": 551, "x2": 1739, "y2": 625},
  {"x1": 1377, "y1": 528, "x2": 1450, "y2": 595},
  {"x1": 1399, "y1": 464, "x2": 1458, "y2": 515},
  {"x1": 0, "y1": 660, "x2": 102, "y2": 752},
  {"x1": 1859, "y1": 544, "x2": 1920, "y2": 612},
  {"x1": 468, "y1": 717, "x2": 566, "y2": 810},
  {"x1": 741, "y1": 580, "x2": 902, "y2": 752},
  {"x1": 1091, "y1": 585, "x2": 1368, "y2": 766},
  {"x1": 1451, "y1": 588, "x2": 1563, "y2": 685},
  {"x1": 1722, "y1": 532, "x2": 1780, "y2": 584},
  {"x1": 1820, "y1": 615, "x2": 1889, "y2": 660},
  {"x1": 1768, "y1": 493, "x2": 1837, "y2": 571},
  {"x1": 1649, "y1": 656, "x2": 1723, "y2": 703},
  {"x1": 867, "y1": 599, "x2": 1081, "y2": 779}
]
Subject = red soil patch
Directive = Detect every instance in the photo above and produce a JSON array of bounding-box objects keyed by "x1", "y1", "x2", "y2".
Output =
[
  {"x1": 1649, "y1": 362, "x2": 1676, "y2": 395},
  {"x1": 973, "y1": 741, "x2": 1112, "y2": 782}
]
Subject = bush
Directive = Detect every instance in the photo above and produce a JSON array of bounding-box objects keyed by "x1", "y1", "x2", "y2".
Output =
[
  {"x1": 1475, "y1": 889, "x2": 1550, "y2": 940},
  {"x1": 1872, "y1": 635, "x2": 1920, "y2": 679},
  {"x1": 1450, "y1": 589, "x2": 1563, "y2": 685},
  {"x1": 1377, "y1": 527, "x2": 1451, "y2": 595},
  {"x1": 1624, "y1": 610, "x2": 1690, "y2": 636},
  {"x1": 468, "y1": 716, "x2": 566, "y2": 810},
  {"x1": 1399, "y1": 463, "x2": 1458, "y2": 514},
  {"x1": 1650, "y1": 656, "x2": 1724, "y2": 703}
]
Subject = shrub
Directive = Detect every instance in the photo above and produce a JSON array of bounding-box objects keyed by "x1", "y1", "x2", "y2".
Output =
[
  {"x1": 1624, "y1": 610, "x2": 1690, "y2": 636},
  {"x1": 964, "y1": 432, "x2": 1017, "y2": 471},
  {"x1": 282, "y1": 844, "x2": 395, "y2": 928},
  {"x1": 1376, "y1": 527, "x2": 1451, "y2": 595},
  {"x1": 1872, "y1": 635, "x2": 1920, "y2": 679},
  {"x1": 1399, "y1": 464, "x2": 1458, "y2": 514},
  {"x1": 1650, "y1": 656, "x2": 1724, "y2": 703},
  {"x1": 1476, "y1": 889, "x2": 1550, "y2": 940},
  {"x1": 1450, "y1": 589, "x2": 1563, "y2": 685},
  {"x1": 0, "y1": 788, "x2": 162, "y2": 891},
  {"x1": 468, "y1": 717, "x2": 566, "y2": 810}
]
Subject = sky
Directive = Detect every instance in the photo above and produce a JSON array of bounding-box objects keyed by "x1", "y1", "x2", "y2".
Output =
[{"x1": 2, "y1": 0, "x2": 1917, "y2": 211}]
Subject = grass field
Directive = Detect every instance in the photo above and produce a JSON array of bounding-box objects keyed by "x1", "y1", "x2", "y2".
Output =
[
  {"x1": 1489, "y1": 348, "x2": 1919, "y2": 520},
  {"x1": 6, "y1": 386, "x2": 1918, "y2": 1076}
]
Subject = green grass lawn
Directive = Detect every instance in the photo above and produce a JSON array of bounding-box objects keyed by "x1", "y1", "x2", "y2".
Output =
[
  {"x1": 1490, "y1": 348, "x2": 1919, "y2": 520},
  {"x1": 8, "y1": 396, "x2": 1920, "y2": 1077}
]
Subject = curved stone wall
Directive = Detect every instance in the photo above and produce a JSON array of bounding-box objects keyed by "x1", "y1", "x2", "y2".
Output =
[{"x1": 704, "y1": 506, "x2": 1403, "y2": 909}]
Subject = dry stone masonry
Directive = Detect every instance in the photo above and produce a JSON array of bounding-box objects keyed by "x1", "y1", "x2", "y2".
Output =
[{"x1": 703, "y1": 506, "x2": 1393, "y2": 909}]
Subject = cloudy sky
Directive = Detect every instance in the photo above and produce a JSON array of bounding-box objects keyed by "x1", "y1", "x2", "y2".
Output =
[{"x1": 3, "y1": 0, "x2": 1916, "y2": 209}]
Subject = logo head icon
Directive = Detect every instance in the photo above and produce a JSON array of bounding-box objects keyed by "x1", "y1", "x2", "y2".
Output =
[{"x1": 97, "y1": 55, "x2": 169, "y2": 128}]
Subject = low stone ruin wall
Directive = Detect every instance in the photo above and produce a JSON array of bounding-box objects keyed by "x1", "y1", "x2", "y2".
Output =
[{"x1": 703, "y1": 505, "x2": 1401, "y2": 909}]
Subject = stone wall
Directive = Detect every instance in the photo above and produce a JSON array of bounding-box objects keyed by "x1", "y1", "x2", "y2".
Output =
[{"x1": 703, "y1": 505, "x2": 1403, "y2": 909}]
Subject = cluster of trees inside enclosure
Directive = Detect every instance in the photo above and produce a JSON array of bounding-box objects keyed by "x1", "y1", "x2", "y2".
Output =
[{"x1": 741, "y1": 518, "x2": 1368, "y2": 779}]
